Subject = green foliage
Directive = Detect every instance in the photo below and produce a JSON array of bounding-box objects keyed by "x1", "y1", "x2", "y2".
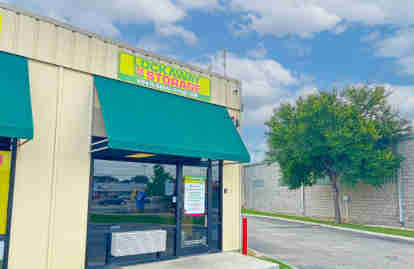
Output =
[
  {"x1": 93, "y1": 175, "x2": 120, "y2": 183},
  {"x1": 265, "y1": 86, "x2": 411, "y2": 189},
  {"x1": 146, "y1": 165, "x2": 174, "y2": 196}
]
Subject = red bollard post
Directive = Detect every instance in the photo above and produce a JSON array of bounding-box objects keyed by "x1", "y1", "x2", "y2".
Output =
[{"x1": 242, "y1": 216, "x2": 248, "y2": 255}]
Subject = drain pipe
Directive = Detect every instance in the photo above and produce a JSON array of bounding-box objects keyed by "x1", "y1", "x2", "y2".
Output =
[
  {"x1": 301, "y1": 184, "x2": 305, "y2": 216},
  {"x1": 398, "y1": 167, "x2": 405, "y2": 226}
]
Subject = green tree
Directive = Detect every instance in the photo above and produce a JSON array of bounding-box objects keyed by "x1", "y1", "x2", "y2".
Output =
[
  {"x1": 147, "y1": 165, "x2": 174, "y2": 196},
  {"x1": 94, "y1": 175, "x2": 120, "y2": 183},
  {"x1": 265, "y1": 86, "x2": 411, "y2": 224}
]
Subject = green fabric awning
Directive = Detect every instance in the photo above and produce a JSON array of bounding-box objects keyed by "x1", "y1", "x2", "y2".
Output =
[
  {"x1": 94, "y1": 75, "x2": 250, "y2": 162},
  {"x1": 0, "y1": 52, "x2": 33, "y2": 139}
]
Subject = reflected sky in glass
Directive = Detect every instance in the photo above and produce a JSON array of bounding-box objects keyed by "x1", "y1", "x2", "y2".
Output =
[{"x1": 0, "y1": 241, "x2": 4, "y2": 260}]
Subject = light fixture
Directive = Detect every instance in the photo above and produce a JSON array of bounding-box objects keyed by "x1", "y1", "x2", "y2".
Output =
[{"x1": 126, "y1": 153, "x2": 156, "y2": 159}]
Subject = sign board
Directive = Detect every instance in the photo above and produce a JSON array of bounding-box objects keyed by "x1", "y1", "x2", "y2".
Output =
[
  {"x1": 184, "y1": 176, "x2": 206, "y2": 216},
  {"x1": 118, "y1": 51, "x2": 211, "y2": 102},
  {"x1": 0, "y1": 151, "x2": 11, "y2": 235},
  {"x1": 111, "y1": 230, "x2": 167, "y2": 257}
]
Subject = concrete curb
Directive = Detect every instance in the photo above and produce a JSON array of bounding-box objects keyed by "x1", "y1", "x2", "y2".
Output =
[
  {"x1": 248, "y1": 248, "x2": 298, "y2": 269},
  {"x1": 244, "y1": 213, "x2": 414, "y2": 243}
]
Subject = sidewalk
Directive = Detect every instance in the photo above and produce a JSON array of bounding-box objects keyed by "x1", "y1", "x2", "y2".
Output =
[{"x1": 120, "y1": 252, "x2": 278, "y2": 269}]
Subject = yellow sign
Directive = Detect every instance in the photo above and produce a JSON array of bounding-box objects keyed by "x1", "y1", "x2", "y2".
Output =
[
  {"x1": 184, "y1": 176, "x2": 206, "y2": 216},
  {"x1": 118, "y1": 51, "x2": 211, "y2": 102},
  {"x1": 0, "y1": 13, "x2": 3, "y2": 35},
  {"x1": 0, "y1": 151, "x2": 11, "y2": 235}
]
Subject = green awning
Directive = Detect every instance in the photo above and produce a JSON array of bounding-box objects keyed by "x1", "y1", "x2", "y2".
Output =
[
  {"x1": 0, "y1": 52, "x2": 33, "y2": 139},
  {"x1": 94, "y1": 75, "x2": 250, "y2": 162}
]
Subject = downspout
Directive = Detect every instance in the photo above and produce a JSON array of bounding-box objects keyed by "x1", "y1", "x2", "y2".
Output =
[
  {"x1": 398, "y1": 166, "x2": 405, "y2": 226},
  {"x1": 301, "y1": 184, "x2": 305, "y2": 216}
]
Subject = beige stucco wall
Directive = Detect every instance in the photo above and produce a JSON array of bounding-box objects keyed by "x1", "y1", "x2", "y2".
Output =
[
  {"x1": 8, "y1": 61, "x2": 92, "y2": 269},
  {"x1": 222, "y1": 163, "x2": 242, "y2": 251},
  {"x1": 0, "y1": 3, "x2": 246, "y2": 267}
]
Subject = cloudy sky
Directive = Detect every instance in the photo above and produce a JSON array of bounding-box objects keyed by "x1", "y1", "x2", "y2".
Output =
[{"x1": 5, "y1": 0, "x2": 414, "y2": 165}]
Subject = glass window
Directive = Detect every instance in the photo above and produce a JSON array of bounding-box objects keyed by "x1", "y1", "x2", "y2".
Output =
[
  {"x1": 86, "y1": 160, "x2": 177, "y2": 267},
  {"x1": 0, "y1": 241, "x2": 4, "y2": 268}
]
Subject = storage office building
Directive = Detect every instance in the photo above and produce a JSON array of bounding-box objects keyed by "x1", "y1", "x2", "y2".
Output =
[{"x1": 0, "y1": 4, "x2": 250, "y2": 269}]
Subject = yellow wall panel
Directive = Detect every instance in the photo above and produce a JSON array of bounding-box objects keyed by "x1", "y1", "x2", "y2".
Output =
[{"x1": 0, "y1": 151, "x2": 11, "y2": 235}]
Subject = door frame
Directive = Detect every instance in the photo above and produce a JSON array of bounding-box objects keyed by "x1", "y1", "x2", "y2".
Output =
[
  {"x1": 176, "y1": 160, "x2": 222, "y2": 257},
  {"x1": 1, "y1": 138, "x2": 18, "y2": 269}
]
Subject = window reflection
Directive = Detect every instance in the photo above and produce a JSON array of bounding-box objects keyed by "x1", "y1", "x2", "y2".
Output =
[
  {"x1": 181, "y1": 166, "x2": 208, "y2": 249},
  {"x1": 0, "y1": 241, "x2": 4, "y2": 268},
  {"x1": 87, "y1": 160, "x2": 177, "y2": 267}
]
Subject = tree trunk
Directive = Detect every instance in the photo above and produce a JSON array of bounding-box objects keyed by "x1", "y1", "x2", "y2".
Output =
[{"x1": 331, "y1": 174, "x2": 342, "y2": 224}]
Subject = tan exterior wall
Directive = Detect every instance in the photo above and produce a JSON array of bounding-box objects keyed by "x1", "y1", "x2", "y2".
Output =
[
  {"x1": 8, "y1": 61, "x2": 92, "y2": 269},
  {"x1": 8, "y1": 61, "x2": 60, "y2": 269},
  {"x1": 222, "y1": 163, "x2": 242, "y2": 251}
]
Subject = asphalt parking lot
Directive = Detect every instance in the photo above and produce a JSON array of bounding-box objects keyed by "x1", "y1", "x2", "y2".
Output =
[{"x1": 247, "y1": 215, "x2": 414, "y2": 269}]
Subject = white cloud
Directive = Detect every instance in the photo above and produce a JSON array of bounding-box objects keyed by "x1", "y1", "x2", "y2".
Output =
[
  {"x1": 136, "y1": 36, "x2": 170, "y2": 54},
  {"x1": 9, "y1": 0, "x2": 187, "y2": 37},
  {"x1": 361, "y1": 31, "x2": 381, "y2": 42},
  {"x1": 156, "y1": 24, "x2": 198, "y2": 46},
  {"x1": 243, "y1": 86, "x2": 318, "y2": 125},
  {"x1": 176, "y1": 0, "x2": 221, "y2": 10},
  {"x1": 209, "y1": 52, "x2": 297, "y2": 97},
  {"x1": 230, "y1": 0, "x2": 414, "y2": 38},
  {"x1": 231, "y1": 1, "x2": 341, "y2": 38},
  {"x1": 247, "y1": 42, "x2": 268, "y2": 59},
  {"x1": 332, "y1": 23, "x2": 348, "y2": 35},
  {"x1": 381, "y1": 84, "x2": 414, "y2": 121},
  {"x1": 376, "y1": 28, "x2": 414, "y2": 75},
  {"x1": 247, "y1": 140, "x2": 268, "y2": 163}
]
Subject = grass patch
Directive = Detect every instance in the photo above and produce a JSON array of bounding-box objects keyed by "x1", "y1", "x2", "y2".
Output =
[
  {"x1": 89, "y1": 214, "x2": 204, "y2": 225},
  {"x1": 258, "y1": 256, "x2": 293, "y2": 269},
  {"x1": 242, "y1": 208, "x2": 414, "y2": 239},
  {"x1": 248, "y1": 249, "x2": 292, "y2": 269}
]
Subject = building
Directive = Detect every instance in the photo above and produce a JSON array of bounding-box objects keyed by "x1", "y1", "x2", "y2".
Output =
[
  {"x1": 0, "y1": 3, "x2": 250, "y2": 269},
  {"x1": 243, "y1": 135, "x2": 414, "y2": 227}
]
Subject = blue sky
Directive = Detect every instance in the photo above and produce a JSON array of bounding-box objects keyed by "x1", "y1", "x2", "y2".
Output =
[{"x1": 6, "y1": 0, "x2": 414, "y2": 164}]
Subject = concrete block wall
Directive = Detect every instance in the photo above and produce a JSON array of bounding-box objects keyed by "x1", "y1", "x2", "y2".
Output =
[
  {"x1": 304, "y1": 185, "x2": 335, "y2": 219},
  {"x1": 340, "y1": 182, "x2": 400, "y2": 226},
  {"x1": 398, "y1": 137, "x2": 414, "y2": 227},
  {"x1": 243, "y1": 163, "x2": 300, "y2": 216},
  {"x1": 243, "y1": 139, "x2": 414, "y2": 227}
]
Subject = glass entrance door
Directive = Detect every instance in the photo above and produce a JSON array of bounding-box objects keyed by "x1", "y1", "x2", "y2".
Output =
[{"x1": 178, "y1": 165, "x2": 209, "y2": 255}]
